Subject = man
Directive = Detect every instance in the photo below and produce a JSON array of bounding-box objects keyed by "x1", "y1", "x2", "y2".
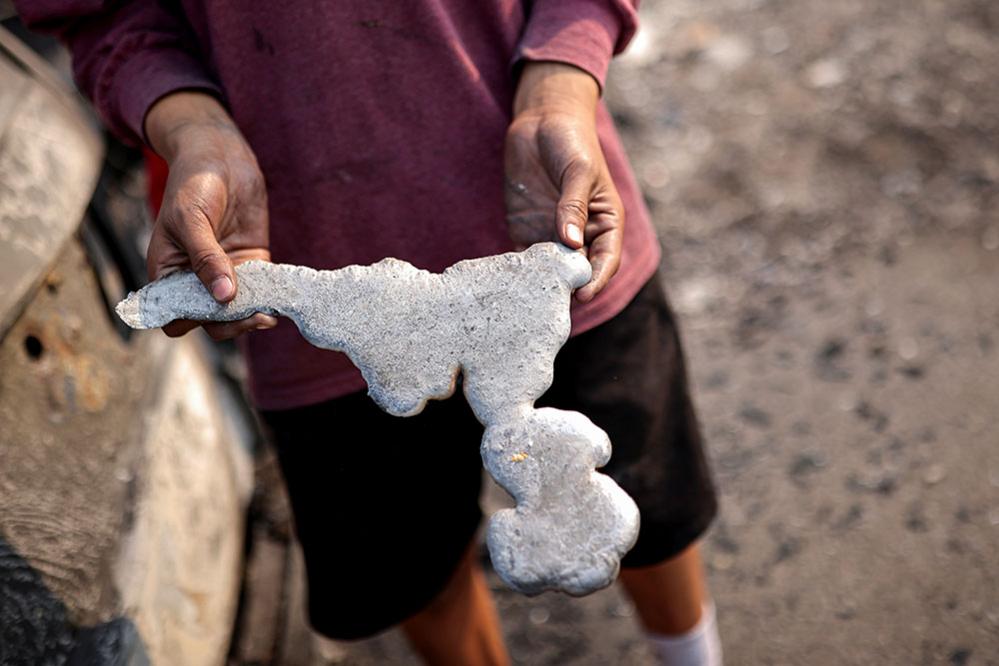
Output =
[{"x1": 22, "y1": 1, "x2": 721, "y2": 664}]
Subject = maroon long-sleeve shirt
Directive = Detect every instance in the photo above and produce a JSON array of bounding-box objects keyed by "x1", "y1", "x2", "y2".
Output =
[{"x1": 22, "y1": 0, "x2": 660, "y2": 410}]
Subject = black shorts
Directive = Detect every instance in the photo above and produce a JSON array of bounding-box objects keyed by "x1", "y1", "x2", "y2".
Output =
[{"x1": 260, "y1": 274, "x2": 718, "y2": 640}]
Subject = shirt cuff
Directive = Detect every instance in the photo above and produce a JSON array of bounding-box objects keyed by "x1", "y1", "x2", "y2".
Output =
[
  {"x1": 515, "y1": 0, "x2": 638, "y2": 90},
  {"x1": 101, "y1": 43, "x2": 223, "y2": 146}
]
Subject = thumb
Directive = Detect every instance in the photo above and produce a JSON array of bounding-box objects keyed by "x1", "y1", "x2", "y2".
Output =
[
  {"x1": 173, "y1": 214, "x2": 237, "y2": 303},
  {"x1": 556, "y1": 163, "x2": 592, "y2": 249}
]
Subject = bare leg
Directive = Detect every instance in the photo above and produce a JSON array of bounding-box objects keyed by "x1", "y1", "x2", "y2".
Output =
[
  {"x1": 401, "y1": 544, "x2": 510, "y2": 666},
  {"x1": 619, "y1": 543, "x2": 709, "y2": 635}
]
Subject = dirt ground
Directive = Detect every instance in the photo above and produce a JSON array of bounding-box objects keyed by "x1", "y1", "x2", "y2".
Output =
[{"x1": 309, "y1": 0, "x2": 999, "y2": 663}]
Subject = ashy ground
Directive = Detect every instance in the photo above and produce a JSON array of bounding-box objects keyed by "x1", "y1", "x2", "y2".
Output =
[{"x1": 274, "y1": 0, "x2": 999, "y2": 663}]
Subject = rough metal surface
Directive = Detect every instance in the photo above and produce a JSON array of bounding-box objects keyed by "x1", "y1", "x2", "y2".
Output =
[
  {"x1": 117, "y1": 242, "x2": 641, "y2": 595},
  {"x1": 1, "y1": 241, "x2": 150, "y2": 627},
  {"x1": 0, "y1": 239, "x2": 251, "y2": 665},
  {"x1": 0, "y1": 42, "x2": 103, "y2": 339},
  {"x1": 0, "y1": 536, "x2": 149, "y2": 666},
  {"x1": 114, "y1": 340, "x2": 250, "y2": 666}
]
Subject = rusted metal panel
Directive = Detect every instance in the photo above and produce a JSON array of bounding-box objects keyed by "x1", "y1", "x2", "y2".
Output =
[
  {"x1": 0, "y1": 240, "x2": 151, "y2": 625},
  {"x1": 0, "y1": 238, "x2": 252, "y2": 664}
]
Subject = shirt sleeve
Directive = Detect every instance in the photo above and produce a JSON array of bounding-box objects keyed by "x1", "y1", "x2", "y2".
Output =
[
  {"x1": 17, "y1": 0, "x2": 223, "y2": 146},
  {"x1": 515, "y1": 0, "x2": 639, "y2": 90}
]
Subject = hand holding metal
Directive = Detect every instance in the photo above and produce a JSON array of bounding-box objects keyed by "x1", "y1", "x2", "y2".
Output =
[{"x1": 116, "y1": 242, "x2": 640, "y2": 595}]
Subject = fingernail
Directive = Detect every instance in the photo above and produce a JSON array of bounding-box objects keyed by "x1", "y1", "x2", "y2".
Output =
[
  {"x1": 256, "y1": 315, "x2": 278, "y2": 330},
  {"x1": 566, "y1": 225, "x2": 583, "y2": 245},
  {"x1": 210, "y1": 275, "x2": 234, "y2": 301},
  {"x1": 565, "y1": 224, "x2": 583, "y2": 243}
]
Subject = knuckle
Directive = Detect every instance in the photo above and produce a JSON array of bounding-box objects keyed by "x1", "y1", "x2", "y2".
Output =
[
  {"x1": 189, "y1": 247, "x2": 225, "y2": 274},
  {"x1": 504, "y1": 124, "x2": 533, "y2": 149},
  {"x1": 558, "y1": 198, "x2": 589, "y2": 221},
  {"x1": 180, "y1": 165, "x2": 225, "y2": 192},
  {"x1": 173, "y1": 180, "x2": 226, "y2": 221},
  {"x1": 164, "y1": 200, "x2": 213, "y2": 233},
  {"x1": 572, "y1": 156, "x2": 595, "y2": 174},
  {"x1": 185, "y1": 199, "x2": 218, "y2": 228}
]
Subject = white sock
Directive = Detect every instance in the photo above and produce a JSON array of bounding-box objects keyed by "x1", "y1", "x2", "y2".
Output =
[{"x1": 645, "y1": 602, "x2": 723, "y2": 666}]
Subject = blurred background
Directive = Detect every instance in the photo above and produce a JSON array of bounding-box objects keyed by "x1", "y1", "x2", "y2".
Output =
[{"x1": 1, "y1": 0, "x2": 997, "y2": 664}]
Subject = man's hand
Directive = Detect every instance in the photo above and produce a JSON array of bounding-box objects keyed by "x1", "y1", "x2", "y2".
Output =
[
  {"x1": 505, "y1": 62, "x2": 624, "y2": 303},
  {"x1": 144, "y1": 91, "x2": 275, "y2": 339}
]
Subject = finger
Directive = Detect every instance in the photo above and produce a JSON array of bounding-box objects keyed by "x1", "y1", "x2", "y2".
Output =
[
  {"x1": 203, "y1": 313, "x2": 278, "y2": 341},
  {"x1": 146, "y1": 229, "x2": 187, "y2": 282},
  {"x1": 162, "y1": 319, "x2": 200, "y2": 338},
  {"x1": 169, "y1": 206, "x2": 237, "y2": 303},
  {"x1": 556, "y1": 163, "x2": 593, "y2": 249},
  {"x1": 575, "y1": 228, "x2": 623, "y2": 303}
]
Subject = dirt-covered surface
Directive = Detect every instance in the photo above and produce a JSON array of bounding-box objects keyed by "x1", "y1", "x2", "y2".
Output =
[{"x1": 296, "y1": 0, "x2": 999, "y2": 663}]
